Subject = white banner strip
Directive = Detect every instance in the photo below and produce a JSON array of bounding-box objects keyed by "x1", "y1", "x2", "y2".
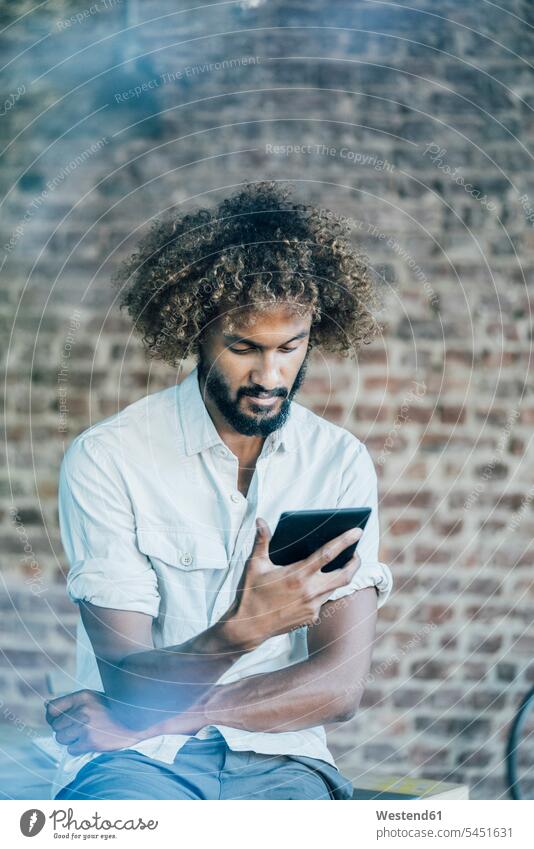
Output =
[{"x1": 3, "y1": 799, "x2": 533, "y2": 848}]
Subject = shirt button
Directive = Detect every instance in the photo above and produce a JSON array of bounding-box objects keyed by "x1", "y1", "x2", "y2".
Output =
[
  {"x1": 180, "y1": 552, "x2": 193, "y2": 566},
  {"x1": 230, "y1": 493, "x2": 241, "y2": 503},
  {"x1": 216, "y1": 446, "x2": 229, "y2": 458}
]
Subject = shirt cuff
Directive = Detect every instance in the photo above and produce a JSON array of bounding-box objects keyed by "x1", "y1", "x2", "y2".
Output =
[
  {"x1": 326, "y1": 560, "x2": 393, "y2": 608},
  {"x1": 67, "y1": 557, "x2": 161, "y2": 618}
]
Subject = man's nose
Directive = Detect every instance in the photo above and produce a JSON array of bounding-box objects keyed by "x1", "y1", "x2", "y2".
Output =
[{"x1": 250, "y1": 354, "x2": 282, "y2": 391}]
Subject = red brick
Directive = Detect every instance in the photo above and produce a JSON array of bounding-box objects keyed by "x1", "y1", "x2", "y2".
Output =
[
  {"x1": 415, "y1": 604, "x2": 455, "y2": 624},
  {"x1": 410, "y1": 660, "x2": 452, "y2": 680},
  {"x1": 353, "y1": 404, "x2": 392, "y2": 422},
  {"x1": 431, "y1": 516, "x2": 464, "y2": 535},
  {"x1": 438, "y1": 405, "x2": 466, "y2": 424},
  {"x1": 310, "y1": 403, "x2": 345, "y2": 422},
  {"x1": 389, "y1": 518, "x2": 420, "y2": 535},
  {"x1": 355, "y1": 348, "x2": 388, "y2": 365},
  {"x1": 397, "y1": 406, "x2": 433, "y2": 424},
  {"x1": 383, "y1": 491, "x2": 435, "y2": 508},
  {"x1": 414, "y1": 545, "x2": 451, "y2": 565},
  {"x1": 364, "y1": 376, "x2": 420, "y2": 393}
]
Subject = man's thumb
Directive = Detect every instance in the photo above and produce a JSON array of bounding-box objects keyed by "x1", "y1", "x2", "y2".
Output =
[{"x1": 253, "y1": 517, "x2": 271, "y2": 555}]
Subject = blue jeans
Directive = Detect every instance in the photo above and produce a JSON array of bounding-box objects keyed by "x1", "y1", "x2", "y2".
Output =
[{"x1": 55, "y1": 730, "x2": 353, "y2": 800}]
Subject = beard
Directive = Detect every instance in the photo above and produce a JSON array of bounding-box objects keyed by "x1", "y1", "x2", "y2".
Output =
[{"x1": 197, "y1": 350, "x2": 310, "y2": 437}]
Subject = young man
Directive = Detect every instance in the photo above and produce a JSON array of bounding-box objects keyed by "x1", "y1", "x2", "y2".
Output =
[{"x1": 46, "y1": 182, "x2": 393, "y2": 800}]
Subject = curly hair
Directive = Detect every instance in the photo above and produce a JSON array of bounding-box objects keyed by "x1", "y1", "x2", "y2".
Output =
[{"x1": 113, "y1": 181, "x2": 381, "y2": 366}]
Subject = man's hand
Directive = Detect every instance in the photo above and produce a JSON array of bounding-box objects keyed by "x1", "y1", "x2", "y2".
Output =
[
  {"x1": 221, "y1": 518, "x2": 363, "y2": 651},
  {"x1": 45, "y1": 689, "x2": 211, "y2": 755},
  {"x1": 45, "y1": 690, "x2": 144, "y2": 755}
]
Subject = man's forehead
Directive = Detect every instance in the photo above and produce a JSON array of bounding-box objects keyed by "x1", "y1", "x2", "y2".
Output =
[{"x1": 218, "y1": 302, "x2": 312, "y2": 336}]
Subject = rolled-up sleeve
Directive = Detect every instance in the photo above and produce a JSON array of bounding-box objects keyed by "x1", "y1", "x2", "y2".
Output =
[
  {"x1": 58, "y1": 435, "x2": 160, "y2": 617},
  {"x1": 327, "y1": 440, "x2": 393, "y2": 608}
]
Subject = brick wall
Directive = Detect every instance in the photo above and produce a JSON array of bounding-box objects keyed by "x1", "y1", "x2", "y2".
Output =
[{"x1": 1, "y1": 0, "x2": 533, "y2": 799}]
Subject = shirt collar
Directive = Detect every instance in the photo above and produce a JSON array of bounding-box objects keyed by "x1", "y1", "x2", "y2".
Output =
[{"x1": 178, "y1": 366, "x2": 298, "y2": 457}]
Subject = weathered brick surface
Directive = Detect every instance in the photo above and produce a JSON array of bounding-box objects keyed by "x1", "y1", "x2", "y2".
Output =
[{"x1": 1, "y1": 0, "x2": 533, "y2": 799}]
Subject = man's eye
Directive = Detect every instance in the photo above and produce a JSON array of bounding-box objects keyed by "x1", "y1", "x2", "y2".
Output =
[{"x1": 229, "y1": 347, "x2": 298, "y2": 354}]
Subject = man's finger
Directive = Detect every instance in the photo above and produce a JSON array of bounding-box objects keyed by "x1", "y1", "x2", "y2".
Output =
[
  {"x1": 46, "y1": 703, "x2": 77, "y2": 727},
  {"x1": 45, "y1": 693, "x2": 76, "y2": 717},
  {"x1": 47, "y1": 708, "x2": 79, "y2": 730},
  {"x1": 307, "y1": 553, "x2": 360, "y2": 598},
  {"x1": 312, "y1": 559, "x2": 361, "y2": 608},
  {"x1": 46, "y1": 689, "x2": 90, "y2": 715},
  {"x1": 49, "y1": 710, "x2": 87, "y2": 732},
  {"x1": 54, "y1": 725, "x2": 82, "y2": 746},
  {"x1": 302, "y1": 527, "x2": 362, "y2": 574},
  {"x1": 322, "y1": 553, "x2": 361, "y2": 592}
]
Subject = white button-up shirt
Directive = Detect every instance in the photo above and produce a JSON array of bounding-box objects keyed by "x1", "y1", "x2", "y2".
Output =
[{"x1": 51, "y1": 365, "x2": 393, "y2": 796}]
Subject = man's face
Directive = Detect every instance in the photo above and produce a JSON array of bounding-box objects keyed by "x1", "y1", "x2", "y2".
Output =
[{"x1": 197, "y1": 304, "x2": 312, "y2": 437}]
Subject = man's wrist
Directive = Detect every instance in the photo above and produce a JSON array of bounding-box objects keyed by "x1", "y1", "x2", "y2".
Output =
[{"x1": 215, "y1": 613, "x2": 261, "y2": 654}]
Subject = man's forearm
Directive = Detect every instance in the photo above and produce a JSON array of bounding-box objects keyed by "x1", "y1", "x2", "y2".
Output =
[
  {"x1": 116, "y1": 655, "x2": 349, "y2": 743},
  {"x1": 104, "y1": 608, "x2": 254, "y2": 729},
  {"x1": 179, "y1": 652, "x2": 361, "y2": 734},
  {"x1": 124, "y1": 592, "x2": 376, "y2": 738}
]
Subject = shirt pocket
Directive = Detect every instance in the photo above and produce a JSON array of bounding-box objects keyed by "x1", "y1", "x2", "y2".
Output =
[
  {"x1": 136, "y1": 526, "x2": 228, "y2": 572},
  {"x1": 135, "y1": 526, "x2": 229, "y2": 642}
]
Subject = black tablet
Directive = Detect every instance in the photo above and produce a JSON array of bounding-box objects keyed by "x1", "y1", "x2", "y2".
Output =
[{"x1": 268, "y1": 507, "x2": 372, "y2": 573}]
